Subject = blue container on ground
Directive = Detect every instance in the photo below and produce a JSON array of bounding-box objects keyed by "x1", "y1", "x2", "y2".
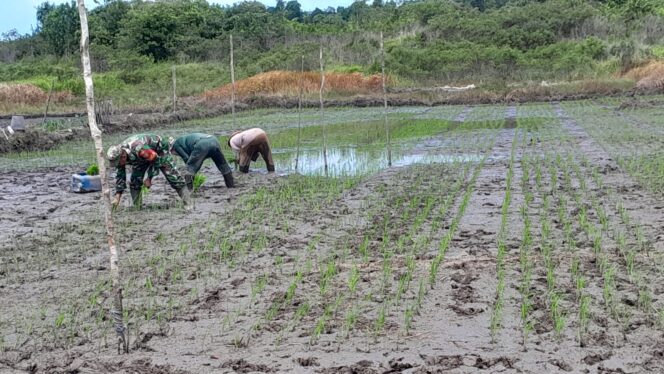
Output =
[{"x1": 72, "y1": 173, "x2": 102, "y2": 193}]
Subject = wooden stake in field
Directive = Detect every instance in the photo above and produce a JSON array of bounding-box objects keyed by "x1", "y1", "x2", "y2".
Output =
[
  {"x1": 230, "y1": 34, "x2": 236, "y2": 128},
  {"x1": 380, "y1": 32, "x2": 392, "y2": 167},
  {"x1": 319, "y1": 45, "x2": 328, "y2": 176},
  {"x1": 42, "y1": 77, "x2": 56, "y2": 125},
  {"x1": 171, "y1": 66, "x2": 177, "y2": 112},
  {"x1": 295, "y1": 55, "x2": 304, "y2": 172},
  {"x1": 76, "y1": 0, "x2": 128, "y2": 354}
]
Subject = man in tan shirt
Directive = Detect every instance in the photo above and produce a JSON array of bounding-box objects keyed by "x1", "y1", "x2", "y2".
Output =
[{"x1": 228, "y1": 128, "x2": 275, "y2": 173}]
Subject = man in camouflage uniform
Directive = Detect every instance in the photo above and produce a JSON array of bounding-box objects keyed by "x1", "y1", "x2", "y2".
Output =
[
  {"x1": 169, "y1": 133, "x2": 235, "y2": 189},
  {"x1": 107, "y1": 133, "x2": 191, "y2": 209}
]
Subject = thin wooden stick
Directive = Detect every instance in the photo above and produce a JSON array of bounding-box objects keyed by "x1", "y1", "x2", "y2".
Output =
[
  {"x1": 295, "y1": 55, "x2": 304, "y2": 172},
  {"x1": 319, "y1": 45, "x2": 328, "y2": 176},
  {"x1": 76, "y1": 0, "x2": 128, "y2": 354},
  {"x1": 381, "y1": 31, "x2": 391, "y2": 167},
  {"x1": 230, "y1": 34, "x2": 236, "y2": 128},
  {"x1": 171, "y1": 66, "x2": 177, "y2": 112},
  {"x1": 42, "y1": 77, "x2": 55, "y2": 125}
]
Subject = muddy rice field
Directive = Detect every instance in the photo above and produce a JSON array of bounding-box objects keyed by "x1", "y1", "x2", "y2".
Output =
[{"x1": 1, "y1": 98, "x2": 664, "y2": 373}]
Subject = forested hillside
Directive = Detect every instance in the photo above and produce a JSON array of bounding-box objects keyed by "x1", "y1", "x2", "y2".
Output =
[{"x1": 1, "y1": 0, "x2": 663, "y2": 107}]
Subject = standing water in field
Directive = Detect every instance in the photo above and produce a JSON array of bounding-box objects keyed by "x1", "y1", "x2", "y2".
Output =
[{"x1": 271, "y1": 143, "x2": 484, "y2": 177}]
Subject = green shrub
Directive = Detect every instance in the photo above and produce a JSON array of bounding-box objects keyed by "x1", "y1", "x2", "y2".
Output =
[{"x1": 652, "y1": 46, "x2": 664, "y2": 58}]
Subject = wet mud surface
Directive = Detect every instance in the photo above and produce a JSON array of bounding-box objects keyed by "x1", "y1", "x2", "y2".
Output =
[{"x1": 1, "y1": 103, "x2": 664, "y2": 373}]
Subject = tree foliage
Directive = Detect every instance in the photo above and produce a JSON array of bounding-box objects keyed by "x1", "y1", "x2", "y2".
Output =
[{"x1": 1, "y1": 0, "x2": 662, "y2": 83}]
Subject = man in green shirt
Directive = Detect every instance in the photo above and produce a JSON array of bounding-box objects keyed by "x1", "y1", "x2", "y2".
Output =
[
  {"x1": 107, "y1": 133, "x2": 191, "y2": 209},
  {"x1": 169, "y1": 133, "x2": 235, "y2": 189}
]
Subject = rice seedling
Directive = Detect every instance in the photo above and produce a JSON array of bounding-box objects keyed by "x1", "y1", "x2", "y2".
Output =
[{"x1": 192, "y1": 173, "x2": 206, "y2": 192}]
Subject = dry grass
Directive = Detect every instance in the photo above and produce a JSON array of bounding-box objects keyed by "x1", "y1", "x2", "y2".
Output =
[
  {"x1": 0, "y1": 83, "x2": 73, "y2": 105},
  {"x1": 202, "y1": 71, "x2": 384, "y2": 100},
  {"x1": 624, "y1": 61, "x2": 664, "y2": 90}
]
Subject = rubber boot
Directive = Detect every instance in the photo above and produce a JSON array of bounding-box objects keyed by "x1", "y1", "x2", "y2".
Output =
[
  {"x1": 177, "y1": 188, "x2": 193, "y2": 211},
  {"x1": 130, "y1": 188, "x2": 142, "y2": 208},
  {"x1": 184, "y1": 172, "x2": 194, "y2": 191},
  {"x1": 223, "y1": 172, "x2": 235, "y2": 188}
]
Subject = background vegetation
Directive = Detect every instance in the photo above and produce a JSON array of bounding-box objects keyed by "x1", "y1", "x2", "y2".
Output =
[{"x1": 0, "y1": 0, "x2": 663, "y2": 107}]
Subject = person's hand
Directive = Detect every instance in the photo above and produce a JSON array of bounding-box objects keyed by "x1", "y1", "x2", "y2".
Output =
[
  {"x1": 144, "y1": 178, "x2": 152, "y2": 189},
  {"x1": 112, "y1": 193, "x2": 122, "y2": 210}
]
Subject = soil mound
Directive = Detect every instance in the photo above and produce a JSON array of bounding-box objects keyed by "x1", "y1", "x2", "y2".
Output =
[
  {"x1": 0, "y1": 83, "x2": 72, "y2": 105},
  {"x1": 625, "y1": 61, "x2": 664, "y2": 90},
  {"x1": 202, "y1": 70, "x2": 383, "y2": 100}
]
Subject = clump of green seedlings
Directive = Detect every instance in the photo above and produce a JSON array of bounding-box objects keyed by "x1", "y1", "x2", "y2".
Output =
[
  {"x1": 86, "y1": 163, "x2": 99, "y2": 176},
  {"x1": 193, "y1": 173, "x2": 207, "y2": 192}
]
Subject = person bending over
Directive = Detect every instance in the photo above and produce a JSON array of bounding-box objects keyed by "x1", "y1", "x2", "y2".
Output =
[
  {"x1": 170, "y1": 133, "x2": 235, "y2": 189},
  {"x1": 107, "y1": 133, "x2": 190, "y2": 209},
  {"x1": 228, "y1": 128, "x2": 275, "y2": 173}
]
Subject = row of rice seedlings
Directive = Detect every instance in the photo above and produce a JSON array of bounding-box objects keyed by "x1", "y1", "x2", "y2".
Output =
[
  {"x1": 570, "y1": 156, "x2": 660, "y2": 327},
  {"x1": 556, "y1": 105, "x2": 662, "y2": 326},
  {"x1": 510, "y1": 114, "x2": 549, "y2": 346},
  {"x1": 402, "y1": 163, "x2": 473, "y2": 335},
  {"x1": 262, "y1": 163, "x2": 459, "y2": 344},
  {"x1": 539, "y1": 115, "x2": 624, "y2": 343},
  {"x1": 489, "y1": 126, "x2": 519, "y2": 340},
  {"x1": 554, "y1": 152, "x2": 600, "y2": 344},
  {"x1": 564, "y1": 101, "x2": 663, "y2": 194},
  {"x1": 309, "y1": 164, "x2": 461, "y2": 342},
  {"x1": 366, "y1": 163, "x2": 468, "y2": 338},
  {"x1": 326, "y1": 125, "x2": 492, "y2": 336},
  {"x1": 517, "y1": 132, "x2": 539, "y2": 345},
  {"x1": 352, "y1": 127, "x2": 498, "y2": 339},
  {"x1": 551, "y1": 110, "x2": 658, "y2": 339}
]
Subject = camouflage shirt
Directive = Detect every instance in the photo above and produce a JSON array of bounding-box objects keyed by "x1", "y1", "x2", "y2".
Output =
[{"x1": 114, "y1": 134, "x2": 170, "y2": 193}]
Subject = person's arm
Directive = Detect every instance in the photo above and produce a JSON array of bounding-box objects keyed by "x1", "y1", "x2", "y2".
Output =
[
  {"x1": 112, "y1": 165, "x2": 126, "y2": 209},
  {"x1": 144, "y1": 164, "x2": 159, "y2": 188},
  {"x1": 261, "y1": 143, "x2": 275, "y2": 172}
]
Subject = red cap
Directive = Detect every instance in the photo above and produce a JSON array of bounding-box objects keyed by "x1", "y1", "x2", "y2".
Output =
[{"x1": 138, "y1": 149, "x2": 158, "y2": 162}]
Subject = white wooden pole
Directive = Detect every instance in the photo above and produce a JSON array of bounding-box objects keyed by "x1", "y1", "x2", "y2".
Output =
[
  {"x1": 319, "y1": 45, "x2": 328, "y2": 176},
  {"x1": 381, "y1": 32, "x2": 392, "y2": 167},
  {"x1": 295, "y1": 55, "x2": 304, "y2": 172},
  {"x1": 230, "y1": 34, "x2": 236, "y2": 128},
  {"x1": 76, "y1": 0, "x2": 128, "y2": 354},
  {"x1": 171, "y1": 65, "x2": 177, "y2": 112}
]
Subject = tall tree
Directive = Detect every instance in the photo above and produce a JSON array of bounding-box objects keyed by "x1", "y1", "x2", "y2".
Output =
[
  {"x1": 285, "y1": 0, "x2": 302, "y2": 20},
  {"x1": 38, "y1": 1, "x2": 80, "y2": 56}
]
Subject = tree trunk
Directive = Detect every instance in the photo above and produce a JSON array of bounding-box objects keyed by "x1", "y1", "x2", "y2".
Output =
[
  {"x1": 42, "y1": 78, "x2": 55, "y2": 125},
  {"x1": 76, "y1": 0, "x2": 128, "y2": 354}
]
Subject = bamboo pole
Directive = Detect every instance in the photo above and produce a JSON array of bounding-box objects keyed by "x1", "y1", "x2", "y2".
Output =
[
  {"x1": 381, "y1": 32, "x2": 391, "y2": 167},
  {"x1": 230, "y1": 34, "x2": 236, "y2": 128},
  {"x1": 171, "y1": 66, "x2": 177, "y2": 112},
  {"x1": 319, "y1": 45, "x2": 328, "y2": 176},
  {"x1": 76, "y1": 0, "x2": 128, "y2": 354},
  {"x1": 42, "y1": 77, "x2": 55, "y2": 125},
  {"x1": 295, "y1": 55, "x2": 304, "y2": 172}
]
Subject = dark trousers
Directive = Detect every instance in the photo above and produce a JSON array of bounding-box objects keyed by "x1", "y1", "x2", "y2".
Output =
[
  {"x1": 238, "y1": 133, "x2": 275, "y2": 173},
  {"x1": 186, "y1": 138, "x2": 232, "y2": 176}
]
